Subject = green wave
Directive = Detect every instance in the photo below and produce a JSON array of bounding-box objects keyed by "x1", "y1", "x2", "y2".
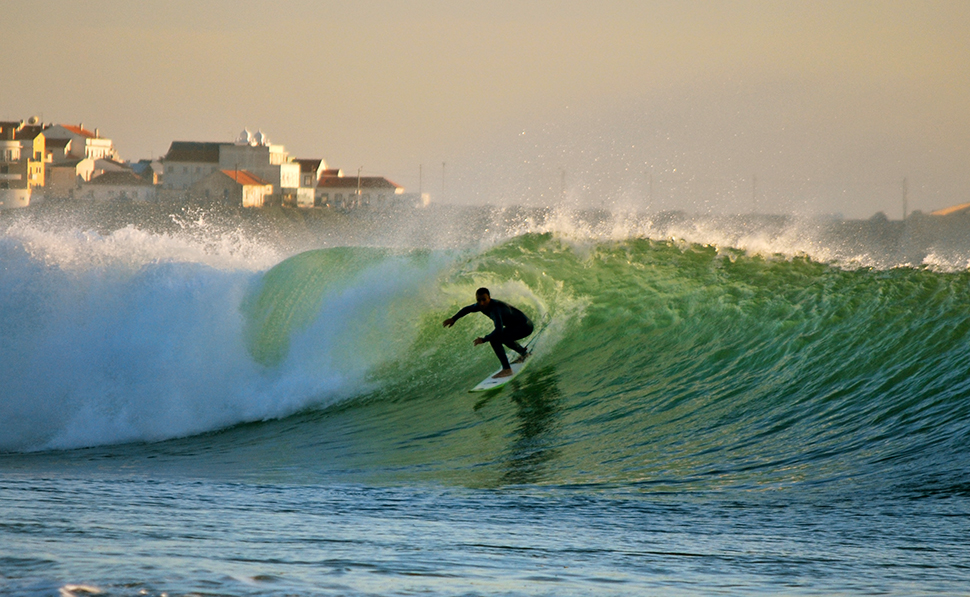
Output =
[
  {"x1": 237, "y1": 234, "x2": 970, "y2": 493},
  {"x1": 242, "y1": 247, "x2": 390, "y2": 367}
]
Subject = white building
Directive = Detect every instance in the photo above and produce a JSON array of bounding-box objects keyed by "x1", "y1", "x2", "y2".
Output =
[
  {"x1": 190, "y1": 169, "x2": 272, "y2": 208},
  {"x1": 46, "y1": 158, "x2": 95, "y2": 199},
  {"x1": 42, "y1": 124, "x2": 118, "y2": 161},
  {"x1": 78, "y1": 170, "x2": 155, "y2": 202},
  {"x1": 1, "y1": 120, "x2": 47, "y2": 209},
  {"x1": 295, "y1": 158, "x2": 327, "y2": 208},
  {"x1": 316, "y1": 173, "x2": 405, "y2": 209},
  {"x1": 45, "y1": 137, "x2": 73, "y2": 162},
  {"x1": 219, "y1": 129, "x2": 300, "y2": 204},
  {"x1": 160, "y1": 130, "x2": 302, "y2": 205},
  {"x1": 0, "y1": 137, "x2": 30, "y2": 208},
  {"x1": 161, "y1": 141, "x2": 222, "y2": 194}
]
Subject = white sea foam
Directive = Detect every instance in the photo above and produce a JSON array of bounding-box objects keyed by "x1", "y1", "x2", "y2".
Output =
[
  {"x1": 486, "y1": 204, "x2": 970, "y2": 271},
  {"x1": 0, "y1": 221, "x2": 452, "y2": 452},
  {"x1": 2, "y1": 216, "x2": 282, "y2": 273}
]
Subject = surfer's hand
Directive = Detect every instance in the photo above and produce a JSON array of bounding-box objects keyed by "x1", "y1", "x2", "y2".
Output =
[
  {"x1": 473, "y1": 337, "x2": 485, "y2": 346},
  {"x1": 443, "y1": 318, "x2": 454, "y2": 328}
]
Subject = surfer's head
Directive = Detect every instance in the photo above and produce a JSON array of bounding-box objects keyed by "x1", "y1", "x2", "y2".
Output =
[{"x1": 476, "y1": 287, "x2": 491, "y2": 307}]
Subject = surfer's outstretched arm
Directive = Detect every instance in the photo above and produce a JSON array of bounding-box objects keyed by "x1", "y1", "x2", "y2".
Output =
[{"x1": 444, "y1": 304, "x2": 479, "y2": 328}]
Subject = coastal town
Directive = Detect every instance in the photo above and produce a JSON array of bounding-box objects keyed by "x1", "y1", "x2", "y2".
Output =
[{"x1": 0, "y1": 118, "x2": 429, "y2": 211}]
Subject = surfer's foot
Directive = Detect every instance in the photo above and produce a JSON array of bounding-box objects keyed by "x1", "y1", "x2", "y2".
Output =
[
  {"x1": 512, "y1": 352, "x2": 530, "y2": 364},
  {"x1": 493, "y1": 368, "x2": 514, "y2": 378}
]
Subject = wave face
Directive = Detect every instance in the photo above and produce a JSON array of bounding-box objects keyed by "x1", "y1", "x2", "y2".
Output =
[
  {"x1": 274, "y1": 234, "x2": 969, "y2": 496},
  {"x1": 2, "y1": 208, "x2": 970, "y2": 498}
]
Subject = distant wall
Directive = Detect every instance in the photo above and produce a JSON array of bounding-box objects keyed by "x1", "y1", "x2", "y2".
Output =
[{"x1": 0, "y1": 188, "x2": 31, "y2": 209}]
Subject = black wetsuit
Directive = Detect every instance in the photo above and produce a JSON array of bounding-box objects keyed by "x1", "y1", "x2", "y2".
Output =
[{"x1": 451, "y1": 299, "x2": 534, "y2": 370}]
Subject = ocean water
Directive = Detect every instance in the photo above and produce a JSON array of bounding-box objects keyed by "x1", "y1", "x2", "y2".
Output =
[{"x1": 1, "y1": 205, "x2": 969, "y2": 596}]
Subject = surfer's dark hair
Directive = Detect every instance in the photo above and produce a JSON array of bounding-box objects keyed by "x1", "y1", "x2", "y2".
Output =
[{"x1": 476, "y1": 287, "x2": 490, "y2": 298}]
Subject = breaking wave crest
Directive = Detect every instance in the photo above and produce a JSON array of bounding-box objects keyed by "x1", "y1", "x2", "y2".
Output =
[{"x1": 2, "y1": 206, "x2": 969, "y2": 499}]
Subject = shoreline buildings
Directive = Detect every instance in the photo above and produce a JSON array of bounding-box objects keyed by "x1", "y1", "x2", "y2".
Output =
[
  {"x1": 0, "y1": 119, "x2": 427, "y2": 211},
  {"x1": 0, "y1": 119, "x2": 47, "y2": 209}
]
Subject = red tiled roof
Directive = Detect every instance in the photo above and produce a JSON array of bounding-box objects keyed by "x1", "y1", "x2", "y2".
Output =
[
  {"x1": 221, "y1": 169, "x2": 270, "y2": 186},
  {"x1": 60, "y1": 124, "x2": 97, "y2": 138}
]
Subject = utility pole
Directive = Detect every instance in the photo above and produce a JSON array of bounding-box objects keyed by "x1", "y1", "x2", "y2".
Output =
[
  {"x1": 560, "y1": 169, "x2": 566, "y2": 200},
  {"x1": 441, "y1": 162, "x2": 446, "y2": 202},
  {"x1": 419, "y1": 164, "x2": 423, "y2": 197}
]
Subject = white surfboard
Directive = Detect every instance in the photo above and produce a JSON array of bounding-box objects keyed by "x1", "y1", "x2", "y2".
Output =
[{"x1": 469, "y1": 354, "x2": 532, "y2": 393}]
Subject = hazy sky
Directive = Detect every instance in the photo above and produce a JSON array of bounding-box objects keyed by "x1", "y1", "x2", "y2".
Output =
[{"x1": 4, "y1": 0, "x2": 969, "y2": 217}]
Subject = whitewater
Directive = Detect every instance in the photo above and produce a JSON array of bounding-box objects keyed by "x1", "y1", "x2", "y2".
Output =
[{"x1": 1, "y1": 202, "x2": 969, "y2": 596}]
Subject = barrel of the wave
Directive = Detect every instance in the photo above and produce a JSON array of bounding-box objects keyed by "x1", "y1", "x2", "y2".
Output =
[{"x1": 241, "y1": 248, "x2": 387, "y2": 367}]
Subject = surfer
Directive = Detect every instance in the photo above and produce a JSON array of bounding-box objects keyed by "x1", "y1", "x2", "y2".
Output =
[{"x1": 443, "y1": 287, "x2": 534, "y2": 378}]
